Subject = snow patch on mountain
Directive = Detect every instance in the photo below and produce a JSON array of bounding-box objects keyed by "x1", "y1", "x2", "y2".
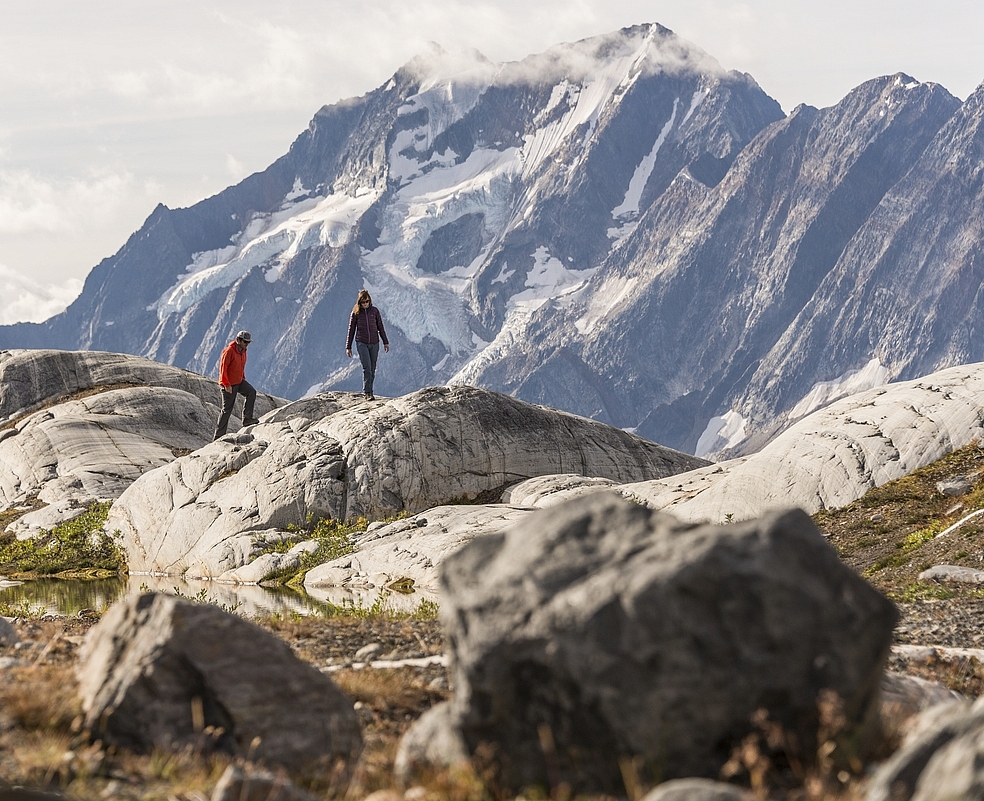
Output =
[
  {"x1": 152, "y1": 190, "x2": 378, "y2": 319},
  {"x1": 574, "y1": 273, "x2": 644, "y2": 335},
  {"x1": 696, "y1": 410, "x2": 747, "y2": 459},
  {"x1": 450, "y1": 247, "x2": 595, "y2": 386},
  {"x1": 681, "y1": 87, "x2": 709, "y2": 125},
  {"x1": 607, "y1": 98, "x2": 682, "y2": 246},
  {"x1": 788, "y1": 357, "x2": 891, "y2": 421},
  {"x1": 612, "y1": 98, "x2": 678, "y2": 222},
  {"x1": 516, "y1": 246, "x2": 595, "y2": 304},
  {"x1": 283, "y1": 178, "x2": 310, "y2": 203},
  {"x1": 519, "y1": 38, "x2": 658, "y2": 181}
]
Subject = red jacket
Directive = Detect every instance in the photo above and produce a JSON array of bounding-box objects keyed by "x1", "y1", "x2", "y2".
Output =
[{"x1": 218, "y1": 341, "x2": 247, "y2": 387}]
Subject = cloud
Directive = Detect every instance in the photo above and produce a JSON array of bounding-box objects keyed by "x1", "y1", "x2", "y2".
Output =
[
  {"x1": 0, "y1": 168, "x2": 135, "y2": 235},
  {"x1": 0, "y1": 263, "x2": 82, "y2": 325},
  {"x1": 482, "y1": 21, "x2": 726, "y2": 88},
  {"x1": 226, "y1": 154, "x2": 246, "y2": 180}
]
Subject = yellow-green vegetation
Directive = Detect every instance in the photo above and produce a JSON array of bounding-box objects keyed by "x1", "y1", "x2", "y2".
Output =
[
  {"x1": 261, "y1": 515, "x2": 365, "y2": 589},
  {"x1": 814, "y1": 440, "x2": 984, "y2": 600},
  {"x1": 265, "y1": 513, "x2": 409, "y2": 589},
  {"x1": 0, "y1": 501, "x2": 124, "y2": 578}
]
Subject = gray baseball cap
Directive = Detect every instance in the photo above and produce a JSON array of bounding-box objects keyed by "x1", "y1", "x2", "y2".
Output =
[{"x1": 236, "y1": 330, "x2": 252, "y2": 343}]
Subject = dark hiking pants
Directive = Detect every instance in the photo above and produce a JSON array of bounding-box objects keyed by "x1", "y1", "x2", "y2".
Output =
[
  {"x1": 213, "y1": 379, "x2": 257, "y2": 440},
  {"x1": 357, "y1": 341, "x2": 379, "y2": 397}
]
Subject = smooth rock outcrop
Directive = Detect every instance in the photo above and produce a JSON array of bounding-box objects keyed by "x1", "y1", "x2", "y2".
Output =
[
  {"x1": 0, "y1": 349, "x2": 223, "y2": 424},
  {"x1": 641, "y1": 779, "x2": 753, "y2": 801},
  {"x1": 109, "y1": 430, "x2": 345, "y2": 577},
  {"x1": 500, "y1": 474, "x2": 620, "y2": 507},
  {"x1": 110, "y1": 386, "x2": 706, "y2": 578},
  {"x1": 619, "y1": 364, "x2": 984, "y2": 523},
  {"x1": 304, "y1": 504, "x2": 534, "y2": 597},
  {"x1": 76, "y1": 593, "x2": 362, "y2": 776},
  {"x1": 406, "y1": 493, "x2": 896, "y2": 793},
  {"x1": 0, "y1": 350, "x2": 283, "y2": 537}
]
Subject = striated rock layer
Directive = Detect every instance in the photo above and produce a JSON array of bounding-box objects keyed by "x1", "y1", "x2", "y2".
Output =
[
  {"x1": 109, "y1": 385, "x2": 706, "y2": 579},
  {"x1": 0, "y1": 350, "x2": 284, "y2": 538}
]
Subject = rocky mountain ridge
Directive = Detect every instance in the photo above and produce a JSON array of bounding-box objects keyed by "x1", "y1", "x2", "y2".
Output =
[{"x1": 1, "y1": 23, "x2": 981, "y2": 461}]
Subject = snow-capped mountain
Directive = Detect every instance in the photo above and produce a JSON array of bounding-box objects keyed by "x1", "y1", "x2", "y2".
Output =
[{"x1": 3, "y1": 23, "x2": 980, "y2": 462}]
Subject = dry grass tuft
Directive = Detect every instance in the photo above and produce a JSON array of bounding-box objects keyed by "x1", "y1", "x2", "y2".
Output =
[{"x1": 0, "y1": 664, "x2": 80, "y2": 731}]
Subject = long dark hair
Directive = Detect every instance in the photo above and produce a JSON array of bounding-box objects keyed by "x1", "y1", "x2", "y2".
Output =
[{"x1": 352, "y1": 289, "x2": 372, "y2": 315}]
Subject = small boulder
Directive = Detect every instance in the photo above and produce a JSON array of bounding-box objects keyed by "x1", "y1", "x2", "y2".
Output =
[
  {"x1": 0, "y1": 616, "x2": 20, "y2": 646},
  {"x1": 918, "y1": 565, "x2": 984, "y2": 585},
  {"x1": 394, "y1": 702, "x2": 469, "y2": 785},
  {"x1": 76, "y1": 593, "x2": 362, "y2": 777},
  {"x1": 867, "y1": 697, "x2": 984, "y2": 801},
  {"x1": 936, "y1": 476, "x2": 973, "y2": 497},
  {"x1": 879, "y1": 672, "x2": 965, "y2": 741},
  {"x1": 424, "y1": 493, "x2": 897, "y2": 794}
]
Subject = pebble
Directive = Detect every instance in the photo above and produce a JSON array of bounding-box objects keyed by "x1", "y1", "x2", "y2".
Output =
[
  {"x1": 896, "y1": 599, "x2": 984, "y2": 648},
  {"x1": 354, "y1": 642, "x2": 384, "y2": 661}
]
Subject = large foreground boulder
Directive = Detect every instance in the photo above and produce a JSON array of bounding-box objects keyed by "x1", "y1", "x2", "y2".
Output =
[
  {"x1": 0, "y1": 350, "x2": 284, "y2": 537},
  {"x1": 76, "y1": 593, "x2": 362, "y2": 777},
  {"x1": 109, "y1": 386, "x2": 707, "y2": 578},
  {"x1": 401, "y1": 493, "x2": 897, "y2": 794}
]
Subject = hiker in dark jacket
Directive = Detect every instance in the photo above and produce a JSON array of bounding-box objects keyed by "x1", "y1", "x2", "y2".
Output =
[
  {"x1": 346, "y1": 289, "x2": 389, "y2": 400},
  {"x1": 213, "y1": 330, "x2": 259, "y2": 440}
]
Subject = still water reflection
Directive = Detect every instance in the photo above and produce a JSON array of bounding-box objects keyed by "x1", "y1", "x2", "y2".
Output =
[{"x1": 0, "y1": 575, "x2": 435, "y2": 617}]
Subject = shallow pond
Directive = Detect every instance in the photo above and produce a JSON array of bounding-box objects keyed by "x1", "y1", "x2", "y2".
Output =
[{"x1": 0, "y1": 574, "x2": 436, "y2": 617}]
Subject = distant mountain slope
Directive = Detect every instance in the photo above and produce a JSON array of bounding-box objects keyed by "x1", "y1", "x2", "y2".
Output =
[
  {"x1": 0, "y1": 24, "x2": 782, "y2": 405},
  {"x1": 477, "y1": 73, "x2": 962, "y2": 455},
  {"x1": 3, "y1": 24, "x2": 980, "y2": 462}
]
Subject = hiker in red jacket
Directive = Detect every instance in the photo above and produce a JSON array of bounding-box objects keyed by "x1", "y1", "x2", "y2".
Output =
[
  {"x1": 213, "y1": 330, "x2": 259, "y2": 440},
  {"x1": 345, "y1": 289, "x2": 389, "y2": 400}
]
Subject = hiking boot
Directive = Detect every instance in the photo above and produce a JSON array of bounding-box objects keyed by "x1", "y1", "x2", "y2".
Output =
[{"x1": 242, "y1": 416, "x2": 260, "y2": 426}]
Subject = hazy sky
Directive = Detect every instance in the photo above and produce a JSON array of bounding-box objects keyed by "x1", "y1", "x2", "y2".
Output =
[{"x1": 1, "y1": 0, "x2": 981, "y2": 324}]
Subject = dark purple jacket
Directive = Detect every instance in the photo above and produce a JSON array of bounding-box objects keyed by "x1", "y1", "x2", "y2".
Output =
[{"x1": 347, "y1": 305, "x2": 389, "y2": 348}]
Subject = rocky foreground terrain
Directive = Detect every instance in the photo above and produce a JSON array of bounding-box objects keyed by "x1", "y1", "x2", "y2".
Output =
[
  {"x1": 5, "y1": 446, "x2": 984, "y2": 800},
  {"x1": 6, "y1": 351, "x2": 984, "y2": 799}
]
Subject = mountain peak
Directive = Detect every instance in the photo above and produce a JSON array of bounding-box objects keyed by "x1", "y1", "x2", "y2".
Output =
[{"x1": 397, "y1": 42, "x2": 495, "y2": 93}]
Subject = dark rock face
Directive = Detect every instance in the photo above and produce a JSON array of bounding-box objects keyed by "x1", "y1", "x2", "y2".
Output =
[
  {"x1": 486, "y1": 74, "x2": 963, "y2": 453},
  {"x1": 731, "y1": 81, "x2": 984, "y2": 453},
  {"x1": 426, "y1": 493, "x2": 896, "y2": 793},
  {"x1": 76, "y1": 593, "x2": 363, "y2": 777}
]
